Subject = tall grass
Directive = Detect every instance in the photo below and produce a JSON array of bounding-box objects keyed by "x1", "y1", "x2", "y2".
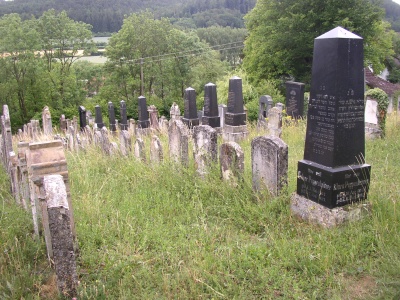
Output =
[{"x1": 1, "y1": 115, "x2": 400, "y2": 299}]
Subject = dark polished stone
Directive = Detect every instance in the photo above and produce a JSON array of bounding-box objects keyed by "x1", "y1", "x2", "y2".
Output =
[
  {"x1": 108, "y1": 102, "x2": 116, "y2": 132},
  {"x1": 182, "y1": 87, "x2": 199, "y2": 128},
  {"x1": 95, "y1": 105, "x2": 104, "y2": 129},
  {"x1": 120, "y1": 100, "x2": 128, "y2": 130},
  {"x1": 285, "y1": 81, "x2": 305, "y2": 118},
  {"x1": 202, "y1": 83, "x2": 220, "y2": 127},
  {"x1": 225, "y1": 76, "x2": 246, "y2": 126},
  {"x1": 138, "y1": 96, "x2": 149, "y2": 129},
  {"x1": 78, "y1": 106, "x2": 86, "y2": 130}
]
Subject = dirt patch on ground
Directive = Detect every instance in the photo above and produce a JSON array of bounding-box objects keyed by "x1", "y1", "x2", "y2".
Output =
[
  {"x1": 342, "y1": 275, "x2": 377, "y2": 299},
  {"x1": 39, "y1": 273, "x2": 59, "y2": 299}
]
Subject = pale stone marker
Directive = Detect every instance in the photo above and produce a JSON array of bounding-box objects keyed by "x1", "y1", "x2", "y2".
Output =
[
  {"x1": 365, "y1": 98, "x2": 381, "y2": 138},
  {"x1": 150, "y1": 135, "x2": 163, "y2": 163},
  {"x1": 42, "y1": 106, "x2": 53, "y2": 135},
  {"x1": 134, "y1": 138, "x2": 146, "y2": 162},
  {"x1": 148, "y1": 105, "x2": 160, "y2": 131},
  {"x1": 219, "y1": 142, "x2": 244, "y2": 184},
  {"x1": 251, "y1": 135, "x2": 288, "y2": 196},
  {"x1": 168, "y1": 119, "x2": 189, "y2": 166},
  {"x1": 120, "y1": 130, "x2": 132, "y2": 156},
  {"x1": 170, "y1": 102, "x2": 180, "y2": 121},
  {"x1": 268, "y1": 107, "x2": 282, "y2": 137},
  {"x1": 193, "y1": 125, "x2": 217, "y2": 175}
]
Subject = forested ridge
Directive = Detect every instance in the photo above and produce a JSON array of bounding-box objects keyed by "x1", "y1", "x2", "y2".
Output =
[{"x1": 0, "y1": 0, "x2": 256, "y2": 32}]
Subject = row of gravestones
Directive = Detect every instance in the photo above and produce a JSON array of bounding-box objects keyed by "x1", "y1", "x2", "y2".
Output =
[{"x1": 0, "y1": 105, "x2": 78, "y2": 297}]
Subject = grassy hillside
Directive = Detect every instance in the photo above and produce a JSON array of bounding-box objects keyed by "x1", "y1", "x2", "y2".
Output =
[{"x1": 1, "y1": 115, "x2": 400, "y2": 299}]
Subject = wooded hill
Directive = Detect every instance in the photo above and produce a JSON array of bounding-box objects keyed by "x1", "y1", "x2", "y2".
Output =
[{"x1": 0, "y1": 0, "x2": 256, "y2": 33}]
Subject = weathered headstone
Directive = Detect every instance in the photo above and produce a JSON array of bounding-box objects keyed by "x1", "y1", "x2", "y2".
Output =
[
  {"x1": 134, "y1": 138, "x2": 146, "y2": 162},
  {"x1": 182, "y1": 87, "x2": 200, "y2": 128},
  {"x1": 17, "y1": 141, "x2": 29, "y2": 210},
  {"x1": 218, "y1": 104, "x2": 227, "y2": 128},
  {"x1": 119, "y1": 130, "x2": 132, "y2": 156},
  {"x1": 170, "y1": 102, "x2": 180, "y2": 121},
  {"x1": 168, "y1": 119, "x2": 189, "y2": 166},
  {"x1": 268, "y1": 107, "x2": 282, "y2": 137},
  {"x1": 79, "y1": 106, "x2": 87, "y2": 131},
  {"x1": 150, "y1": 135, "x2": 163, "y2": 163},
  {"x1": 285, "y1": 81, "x2": 305, "y2": 118},
  {"x1": 193, "y1": 125, "x2": 217, "y2": 175},
  {"x1": 364, "y1": 98, "x2": 381, "y2": 138},
  {"x1": 252, "y1": 136, "x2": 288, "y2": 196},
  {"x1": 294, "y1": 27, "x2": 371, "y2": 216},
  {"x1": 129, "y1": 119, "x2": 136, "y2": 135},
  {"x1": 159, "y1": 116, "x2": 169, "y2": 132},
  {"x1": 138, "y1": 96, "x2": 150, "y2": 129},
  {"x1": 108, "y1": 102, "x2": 117, "y2": 133},
  {"x1": 258, "y1": 95, "x2": 273, "y2": 129},
  {"x1": 223, "y1": 76, "x2": 248, "y2": 142},
  {"x1": 41, "y1": 175, "x2": 78, "y2": 298},
  {"x1": 202, "y1": 83, "x2": 221, "y2": 128},
  {"x1": 42, "y1": 106, "x2": 53, "y2": 135},
  {"x1": 60, "y1": 115, "x2": 67, "y2": 132},
  {"x1": 148, "y1": 105, "x2": 160, "y2": 131},
  {"x1": 120, "y1": 100, "x2": 128, "y2": 130},
  {"x1": 95, "y1": 105, "x2": 105, "y2": 129},
  {"x1": 275, "y1": 103, "x2": 285, "y2": 112},
  {"x1": 219, "y1": 142, "x2": 244, "y2": 184}
]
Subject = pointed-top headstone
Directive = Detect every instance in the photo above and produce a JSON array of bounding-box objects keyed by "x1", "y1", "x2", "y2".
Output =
[{"x1": 316, "y1": 26, "x2": 362, "y2": 40}]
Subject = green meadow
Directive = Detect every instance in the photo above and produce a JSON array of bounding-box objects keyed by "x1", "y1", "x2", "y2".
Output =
[{"x1": 1, "y1": 115, "x2": 399, "y2": 299}]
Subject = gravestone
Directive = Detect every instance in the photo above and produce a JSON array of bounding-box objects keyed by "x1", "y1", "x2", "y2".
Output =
[
  {"x1": 168, "y1": 119, "x2": 189, "y2": 166},
  {"x1": 285, "y1": 81, "x2": 305, "y2": 118},
  {"x1": 120, "y1": 100, "x2": 128, "y2": 130},
  {"x1": 42, "y1": 106, "x2": 53, "y2": 135},
  {"x1": 294, "y1": 27, "x2": 371, "y2": 214},
  {"x1": 41, "y1": 175, "x2": 78, "y2": 298},
  {"x1": 95, "y1": 105, "x2": 105, "y2": 129},
  {"x1": 268, "y1": 107, "x2": 282, "y2": 137},
  {"x1": 258, "y1": 95, "x2": 273, "y2": 129},
  {"x1": 275, "y1": 103, "x2": 285, "y2": 112},
  {"x1": 129, "y1": 119, "x2": 136, "y2": 135},
  {"x1": 137, "y1": 96, "x2": 150, "y2": 129},
  {"x1": 182, "y1": 87, "x2": 200, "y2": 128},
  {"x1": 252, "y1": 136, "x2": 288, "y2": 196},
  {"x1": 17, "y1": 141, "x2": 29, "y2": 211},
  {"x1": 148, "y1": 105, "x2": 160, "y2": 131},
  {"x1": 202, "y1": 83, "x2": 221, "y2": 128},
  {"x1": 60, "y1": 115, "x2": 67, "y2": 132},
  {"x1": 150, "y1": 135, "x2": 163, "y2": 163},
  {"x1": 134, "y1": 138, "x2": 146, "y2": 162},
  {"x1": 170, "y1": 102, "x2": 181, "y2": 121},
  {"x1": 108, "y1": 102, "x2": 117, "y2": 132},
  {"x1": 218, "y1": 104, "x2": 227, "y2": 128},
  {"x1": 219, "y1": 142, "x2": 244, "y2": 184},
  {"x1": 119, "y1": 130, "x2": 132, "y2": 156},
  {"x1": 159, "y1": 116, "x2": 169, "y2": 132},
  {"x1": 79, "y1": 106, "x2": 87, "y2": 131},
  {"x1": 364, "y1": 98, "x2": 381, "y2": 139},
  {"x1": 193, "y1": 125, "x2": 217, "y2": 175},
  {"x1": 223, "y1": 76, "x2": 248, "y2": 141}
]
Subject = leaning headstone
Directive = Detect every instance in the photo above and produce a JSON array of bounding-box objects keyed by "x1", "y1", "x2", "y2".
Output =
[
  {"x1": 223, "y1": 76, "x2": 248, "y2": 142},
  {"x1": 285, "y1": 81, "x2": 305, "y2": 118},
  {"x1": 150, "y1": 135, "x2": 163, "y2": 163},
  {"x1": 120, "y1": 100, "x2": 128, "y2": 130},
  {"x1": 41, "y1": 175, "x2": 78, "y2": 298},
  {"x1": 292, "y1": 27, "x2": 371, "y2": 226},
  {"x1": 268, "y1": 107, "x2": 282, "y2": 137},
  {"x1": 193, "y1": 125, "x2": 217, "y2": 175},
  {"x1": 168, "y1": 119, "x2": 189, "y2": 166},
  {"x1": 202, "y1": 83, "x2": 220, "y2": 128},
  {"x1": 119, "y1": 130, "x2": 132, "y2": 156},
  {"x1": 251, "y1": 136, "x2": 288, "y2": 196},
  {"x1": 219, "y1": 141, "x2": 244, "y2": 184},
  {"x1": 134, "y1": 138, "x2": 146, "y2": 162},
  {"x1": 79, "y1": 106, "x2": 87, "y2": 131},
  {"x1": 95, "y1": 105, "x2": 104, "y2": 129},
  {"x1": 137, "y1": 96, "x2": 150, "y2": 129},
  {"x1": 148, "y1": 105, "x2": 160, "y2": 131},
  {"x1": 364, "y1": 98, "x2": 381, "y2": 139},
  {"x1": 182, "y1": 87, "x2": 200, "y2": 129},
  {"x1": 42, "y1": 106, "x2": 53, "y2": 135},
  {"x1": 108, "y1": 102, "x2": 117, "y2": 133}
]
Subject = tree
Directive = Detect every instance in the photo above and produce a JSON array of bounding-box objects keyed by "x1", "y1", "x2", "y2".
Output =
[
  {"x1": 37, "y1": 9, "x2": 94, "y2": 108},
  {"x1": 243, "y1": 0, "x2": 394, "y2": 84}
]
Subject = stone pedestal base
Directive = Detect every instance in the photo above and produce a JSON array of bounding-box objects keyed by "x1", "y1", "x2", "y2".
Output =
[
  {"x1": 290, "y1": 193, "x2": 371, "y2": 228},
  {"x1": 365, "y1": 126, "x2": 382, "y2": 139},
  {"x1": 222, "y1": 124, "x2": 248, "y2": 142}
]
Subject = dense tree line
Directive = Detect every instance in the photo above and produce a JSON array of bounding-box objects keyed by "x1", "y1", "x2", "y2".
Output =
[{"x1": 0, "y1": 0, "x2": 255, "y2": 32}]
